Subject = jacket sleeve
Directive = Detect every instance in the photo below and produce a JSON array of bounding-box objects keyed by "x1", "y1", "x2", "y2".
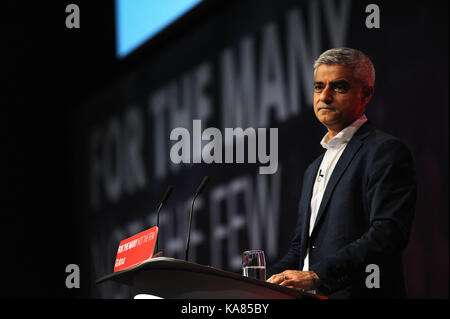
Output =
[{"x1": 310, "y1": 139, "x2": 417, "y2": 294}]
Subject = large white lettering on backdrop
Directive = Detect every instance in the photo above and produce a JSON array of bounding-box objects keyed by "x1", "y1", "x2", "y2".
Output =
[{"x1": 89, "y1": 1, "x2": 350, "y2": 208}]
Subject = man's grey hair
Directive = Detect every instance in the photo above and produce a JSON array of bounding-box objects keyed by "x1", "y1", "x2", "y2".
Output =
[{"x1": 313, "y1": 48, "x2": 375, "y2": 87}]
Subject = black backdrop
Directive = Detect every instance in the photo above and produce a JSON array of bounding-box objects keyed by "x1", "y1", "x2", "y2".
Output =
[{"x1": 4, "y1": 0, "x2": 448, "y2": 299}]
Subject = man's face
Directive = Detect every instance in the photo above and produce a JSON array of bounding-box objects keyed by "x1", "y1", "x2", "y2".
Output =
[{"x1": 313, "y1": 64, "x2": 371, "y2": 133}]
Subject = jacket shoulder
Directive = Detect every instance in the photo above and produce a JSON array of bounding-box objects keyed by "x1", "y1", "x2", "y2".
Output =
[{"x1": 365, "y1": 129, "x2": 413, "y2": 157}]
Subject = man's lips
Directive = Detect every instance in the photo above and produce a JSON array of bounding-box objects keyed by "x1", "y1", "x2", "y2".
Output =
[{"x1": 318, "y1": 106, "x2": 335, "y2": 111}]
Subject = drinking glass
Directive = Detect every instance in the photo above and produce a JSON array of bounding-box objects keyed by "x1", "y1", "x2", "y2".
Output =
[{"x1": 242, "y1": 250, "x2": 266, "y2": 281}]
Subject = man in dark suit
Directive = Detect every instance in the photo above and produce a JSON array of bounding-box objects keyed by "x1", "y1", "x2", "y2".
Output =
[{"x1": 267, "y1": 48, "x2": 416, "y2": 298}]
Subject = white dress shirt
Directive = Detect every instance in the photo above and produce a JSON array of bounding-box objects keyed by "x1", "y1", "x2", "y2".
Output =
[{"x1": 302, "y1": 114, "x2": 368, "y2": 272}]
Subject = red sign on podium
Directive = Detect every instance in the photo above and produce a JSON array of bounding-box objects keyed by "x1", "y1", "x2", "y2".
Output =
[{"x1": 114, "y1": 226, "x2": 158, "y2": 272}]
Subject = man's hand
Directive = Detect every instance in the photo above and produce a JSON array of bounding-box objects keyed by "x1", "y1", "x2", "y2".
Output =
[{"x1": 266, "y1": 270, "x2": 320, "y2": 290}]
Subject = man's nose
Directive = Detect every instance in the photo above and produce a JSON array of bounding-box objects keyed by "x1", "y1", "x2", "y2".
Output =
[{"x1": 319, "y1": 86, "x2": 333, "y2": 104}]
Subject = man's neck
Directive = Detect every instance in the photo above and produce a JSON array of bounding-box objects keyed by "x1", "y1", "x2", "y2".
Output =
[
  {"x1": 323, "y1": 114, "x2": 366, "y2": 144},
  {"x1": 324, "y1": 127, "x2": 343, "y2": 143}
]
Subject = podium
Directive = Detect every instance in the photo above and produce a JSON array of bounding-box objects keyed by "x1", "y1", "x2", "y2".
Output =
[{"x1": 96, "y1": 257, "x2": 323, "y2": 299}]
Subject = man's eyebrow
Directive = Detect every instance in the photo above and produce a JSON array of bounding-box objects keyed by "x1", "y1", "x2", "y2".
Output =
[
  {"x1": 330, "y1": 80, "x2": 350, "y2": 85},
  {"x1": 313, "y1": 80, "x2": 350, "y2": 85}
]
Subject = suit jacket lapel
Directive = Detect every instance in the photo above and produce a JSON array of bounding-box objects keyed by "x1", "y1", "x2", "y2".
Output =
[
  {"x1": 311, "y1": 121, "x2": 373, "y2": 237},
  {"x1": 300, "y1": 154, "x2": 323, "y2": 259}
]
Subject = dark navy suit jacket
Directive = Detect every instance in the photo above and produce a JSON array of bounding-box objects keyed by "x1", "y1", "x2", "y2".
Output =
[{"x1": 268, "y1": 121, "x2": 416, "y2": 298}]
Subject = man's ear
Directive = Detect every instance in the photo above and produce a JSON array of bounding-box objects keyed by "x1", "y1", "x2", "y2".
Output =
[{"x1": 361, "y1": 86, "x2": 374, "y2": 106}]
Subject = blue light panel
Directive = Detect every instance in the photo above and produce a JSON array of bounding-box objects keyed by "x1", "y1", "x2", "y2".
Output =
[{"x1": 116, "y1": 0, "x2": 202, "y2": 58}]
